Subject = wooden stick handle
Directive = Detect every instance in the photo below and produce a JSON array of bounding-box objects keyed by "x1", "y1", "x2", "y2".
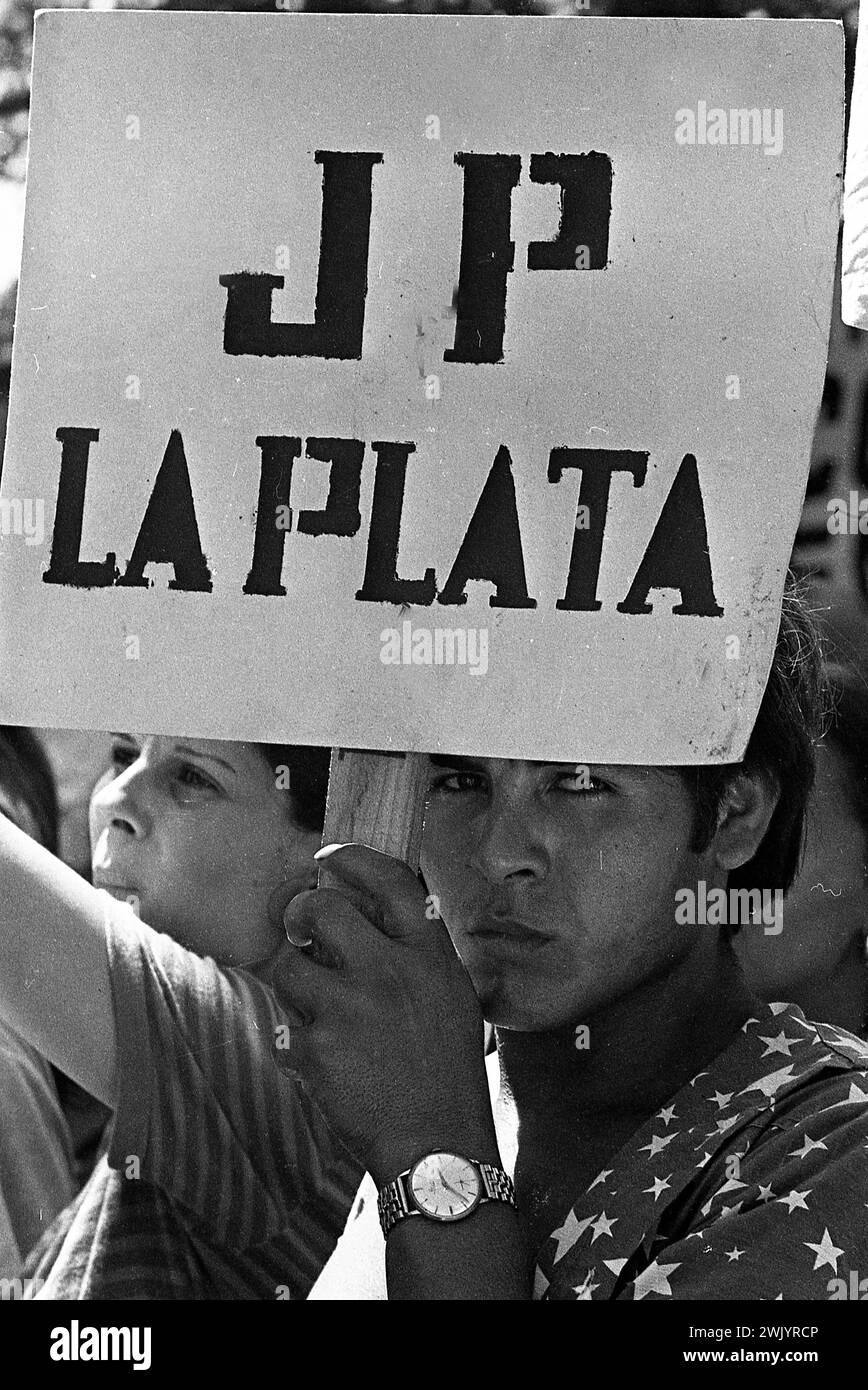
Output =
[{"x1": 318, "y1": 748, "x2": 428, "y2": 886}]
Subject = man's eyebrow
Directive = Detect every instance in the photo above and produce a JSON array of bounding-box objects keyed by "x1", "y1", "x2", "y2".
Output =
[
  {"x1": 175, "y1": 744, "x2": 237, "y2": 777},
  {"x1": 428, "y1": 754, "x2": 481, "y2": 769}
]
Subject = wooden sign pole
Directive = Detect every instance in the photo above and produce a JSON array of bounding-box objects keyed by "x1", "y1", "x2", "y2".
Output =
[{"x1": 317, "y1": 749, "x2": 429, "y2": 888}]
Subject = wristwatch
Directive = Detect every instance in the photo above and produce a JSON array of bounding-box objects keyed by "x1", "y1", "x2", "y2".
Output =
[{"x1": 377, "y1": 1151, "x2": 516, "y2": 1238}]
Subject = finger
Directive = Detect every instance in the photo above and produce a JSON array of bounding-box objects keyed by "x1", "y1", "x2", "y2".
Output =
[
  {"x1": 283, "y1": 886, "x2": 382, "y2": 968},
  {"x1": 269, "y1": 936, "x2": 344, "y2": 1021},
  {"x1": 313, "y1": 843, "x2": 437, "y2": 944},
  {"x1": 281, "y1": 889, "x2": 318, "y2": 949},
  {"x1": 267, "y1": 866, "x2": 318, "y2": 932}
]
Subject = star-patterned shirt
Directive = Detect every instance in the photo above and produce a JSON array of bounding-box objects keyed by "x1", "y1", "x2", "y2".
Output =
[{"x1": 537, "y1": 1002, "x2": 868, "y2": 1300}]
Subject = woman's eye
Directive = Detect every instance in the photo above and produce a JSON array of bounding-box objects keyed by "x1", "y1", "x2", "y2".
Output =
[
  {"x1": 176, "y1": 764, "x2": 218, "y2": 792},
  {"x1": 109, "y1": 744, "x2": 138, "y2": 770}
]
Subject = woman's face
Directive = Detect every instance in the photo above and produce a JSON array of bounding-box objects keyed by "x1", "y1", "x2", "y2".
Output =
[
  {"x1": 0, "y1": 783, "x2": 41, "y2": 844},
  {"x1": 420, "y1": 756, "x2": 725, "y2": 1032},
  {"x1": 89, "y1": 734, "x2": 319, "y2": 964},
  {"x1": 735, "y1": 741, "x2": 868, "y2": 996}
]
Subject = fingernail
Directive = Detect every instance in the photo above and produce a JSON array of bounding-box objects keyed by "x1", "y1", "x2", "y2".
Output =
[{"x1": 314, "y1": 842, "x2": 346, "y2": 861}]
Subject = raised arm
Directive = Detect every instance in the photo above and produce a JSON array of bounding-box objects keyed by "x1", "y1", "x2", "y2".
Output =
[
  {"x1": 0, "y1": 814, "x2": 116, "y2": 1105},
  {"x1": 272, "y1": 844, "x2": 530, "y2": 1300}
]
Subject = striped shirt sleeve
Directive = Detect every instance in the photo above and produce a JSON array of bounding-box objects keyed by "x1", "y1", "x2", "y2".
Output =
[{"x1": 102, "y1": 897, "x2": 362, "y2": 1251}]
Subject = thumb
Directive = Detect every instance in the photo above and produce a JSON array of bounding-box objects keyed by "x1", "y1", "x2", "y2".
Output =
[{"x1": 267, "y1": 865, "x2": 318, "y2": 934}]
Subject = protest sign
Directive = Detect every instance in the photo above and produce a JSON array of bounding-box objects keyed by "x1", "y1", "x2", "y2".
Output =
[{"x1": 0, "y1": 13, "x2": 843, "y2": 762}]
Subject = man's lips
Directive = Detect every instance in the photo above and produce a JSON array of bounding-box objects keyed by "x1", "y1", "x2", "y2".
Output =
[{"x1": 466, "y1": 916, "x2": 553, "y2": 949}]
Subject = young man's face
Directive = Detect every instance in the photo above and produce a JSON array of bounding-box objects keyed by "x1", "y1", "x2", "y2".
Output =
[
  {"x1": 89, "y1": 735, "x2": 319, "y2": 965},
  {"x1": 421, "y1": 757, "x2": 724, "y2": 1032}
]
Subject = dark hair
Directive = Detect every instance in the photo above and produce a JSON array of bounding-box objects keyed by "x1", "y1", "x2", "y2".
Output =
[
  {"x1": 0, "y1": 726, "x2": 60, "y2": 855},
  {"x1": 820, "y1": 662, "x2": 868, "y2": 842},
  {"x1": 255, "y1": 743, "x2": 330, "y2": 834},
  {"x1": 679, "y1": 575, "x2": 831, "y2": 902}
]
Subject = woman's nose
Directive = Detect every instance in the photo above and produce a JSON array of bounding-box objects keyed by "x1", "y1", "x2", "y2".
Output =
[{"x1": 91, "y1": 770, "x2": 151, "y2": 840}]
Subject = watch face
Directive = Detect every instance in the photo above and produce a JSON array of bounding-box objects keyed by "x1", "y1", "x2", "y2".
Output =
[{"x1": 409, "y1": 1152, "x2": 482, "y2": 1221}]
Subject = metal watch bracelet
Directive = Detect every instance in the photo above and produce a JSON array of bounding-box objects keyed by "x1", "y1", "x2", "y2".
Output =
[{"x1": 377, "y1": 1160, "x2": 516, "y2": 1239}]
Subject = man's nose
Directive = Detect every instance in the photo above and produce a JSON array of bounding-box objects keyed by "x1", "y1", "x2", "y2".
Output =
[{"x1": 468, "y1": 802, "x2": 548, "y2": 886}]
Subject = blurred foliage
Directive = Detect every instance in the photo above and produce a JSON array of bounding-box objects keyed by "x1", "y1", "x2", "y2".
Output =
[{"x1": 0, "y1": 0, "x2": 859, "y2": 182}]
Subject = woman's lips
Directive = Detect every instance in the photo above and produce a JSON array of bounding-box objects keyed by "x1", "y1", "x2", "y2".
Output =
[{"x1": 94, "y1": 880, "x2": 140, "y2": 909}]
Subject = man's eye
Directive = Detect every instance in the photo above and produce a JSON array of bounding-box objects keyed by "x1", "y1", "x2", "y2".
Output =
[
  {"x1": 429, "y1": 772, "x2": 485, "y2": 794},
  {"x1": 555, "y1": 770, "x2": 609, "y2": 795}
]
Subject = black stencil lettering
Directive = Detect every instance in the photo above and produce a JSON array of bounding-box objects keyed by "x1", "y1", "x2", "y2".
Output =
[
  {"x1": 443, "y1": 153, "x2": 522, "y2": 365},
  {"x1": 117, "y1": 430, "x2": 212, "y2": 592},
  {"x1": 243, "y1": 436, "x2": 302, "y2": 597},
  {"x1": 548, "y1": 449, "x2": 648, "y2": 611},
  {"x1": 355, "y1": 442, "x2": 436, "y2": 605},
  {"x1": 297, "y1": 438, "x2": 364, "y2": 537},
  {"x1": 438, "y1": 445, "x2": 536, "y2": 608},
  {"x1": 43, "y1": 427, "x2": 119, "y2": 589},
  {"x1": 220, "y1": 151, "x2": 383, "y2": 360},
  {"x1": 617, "y1": 454, "x2": 723, "y2": 616},
  {"x1": 527, "y1": 152, "x2": 612, "y2": 271}
]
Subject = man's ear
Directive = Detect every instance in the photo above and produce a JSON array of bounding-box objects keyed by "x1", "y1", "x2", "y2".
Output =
[{"x1": 710, "y1": 769, "x2": 781, "y2": 874}]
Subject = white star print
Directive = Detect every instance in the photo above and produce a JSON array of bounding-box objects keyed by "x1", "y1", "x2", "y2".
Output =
[
  {"x1": 725, "y1": 1247, "x2": 744, "y2": 1262},
  {"x1": 643, "y1": 1174, "x2": 672, "y2": 1201},
  {"x1": 657, "y1": 1105, "x2": 678, "y2": 1126},
  {"x1": 639, "y1": 1132, "x2": 679, "y2": 1158},
  {"x1": 714, "y1": 1176, "x2": 748, "y2": 1197},
  {"x1": 695, "y1": 1151, "x2": 712, "y2": 1168},
  {"x1": 705, "y1": 1116, "x2": 739, "y2": 1138},
  {"x1": 828, "y1": 1081, "x2": 868, "y2": 1109},
  {"x1": 788, "y1": 1134, "x2": 828, "y2": 1160},
  {"x1": 757, "y1": 1031, "x2": 799, "y2": 1058},
  {"x1": 587, "y1": 1169, "x2": 613, "y2": 1190},
  {"x1": 573, "y1": 1267, "x2": 600, "y2": 1299},
  {"x1": 716, "y1": 1202, "x2": 744, "y2": 1221},
  {"x1": 603, "y1": 1257, "x2": 627, "y2": 1276},
  {"x1": 738, "y1": 1064, "x2": 796, "y2": 1099},
  {"x1": 711, "y1": 1091, "x2": 734, "y2": 1110},
  {"x1": 549, "y1": 1211, "x2": 597, "y2": 1263},
  {"x1": 777, "y1": 1189, "x2": 811, "y2": 1213},
  {"x1": 631, "y1": 1259, "x2": 681, "y2": 1300},
  {"x1": 804, "y1": 1227, "x2": 844, "y2": 1274},
  {"x1": 590, "y1": 1211, "x2": 618, "y2": 1242},
  {"x1": 768, "y1": 1002, "x2": 790, "y2": 1016},
  {"x1": 757, "y1": 1184, "x2": 775, "y2": 1202}
]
